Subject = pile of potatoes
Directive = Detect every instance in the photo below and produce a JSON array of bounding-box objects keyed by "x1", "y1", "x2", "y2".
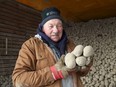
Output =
[
  {"x1": 65, "y1": 17, "x2": 116, "y2": 87},
  {"x1": 0, "y1": 75, "x2": 13, "y2": 87}
]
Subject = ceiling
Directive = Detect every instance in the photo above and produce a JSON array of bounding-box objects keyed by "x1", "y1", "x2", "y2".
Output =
[{"x1": 16, "y1": 0, "x2": 116, "y2": 22}]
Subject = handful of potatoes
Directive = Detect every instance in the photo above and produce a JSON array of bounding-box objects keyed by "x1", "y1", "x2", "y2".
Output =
[{"x1": 65, "y1": 45, "x2": 94, "y2": 69}]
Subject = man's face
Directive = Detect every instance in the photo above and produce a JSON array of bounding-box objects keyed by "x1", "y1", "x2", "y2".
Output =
[{"x1": 43, "y1": 19, "x2": 63, "y2": 42}]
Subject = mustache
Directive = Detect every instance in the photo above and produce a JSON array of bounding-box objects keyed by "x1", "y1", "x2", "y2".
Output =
[{"x1": 52, "y1": 32, "x2": 59, "y2": 36}]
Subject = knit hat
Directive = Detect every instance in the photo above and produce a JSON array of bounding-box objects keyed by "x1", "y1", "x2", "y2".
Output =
[{"x1": 41, "y1": 7, "x2": 63, "y2": 26}]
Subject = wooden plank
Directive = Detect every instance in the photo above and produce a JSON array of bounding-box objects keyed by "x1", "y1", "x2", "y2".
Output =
[
  {"x1": 0, "y1": 50, "x2": 19, "y2": 54},
  {"x1": 0, "y1": 23, "x2": 25, "y2": 33},
  {"x1": 0, "y1": 27, "x2": 25, "y2": 36},
  {"x1": 0, "y1": 42, "x2": 23, "y2": 48},
  {"x1": 0, "y1": 67, "x2": 14, "y2": 74},
  {"x1": 0, "y1": 1, "x2": 41, "y2": 17},
  {"x1": 0, "y1": 38, "x2": 24, "y2": 44},
  {"x1": 0, "y1": 46, "x2": 20, "y2": 51},
  {"x1": 0, "y1": 13, "x2": 40, "y2": 26},
  {"x1": 0, "y1": 32, "x2": 26, "y2": 39},
  {"x1": 0, "y1": 60, "x2": 16, "y2": 64},
  {"x1": 0, "y1": 17, "x2": 38, "y2": 32},
  {"x1": 0, "y1": 67, "x2": 15, "y2": 71},
  {"x1": 0, "y1": 63, "x2": 15, "y2": 68},
  {"x1": 0, "y1": 6, "x2": 41, "y2": 23},
  {"x1": 0, "y1": 52, "x2": 19, "y2": 56},
  {"x1": 0, "y1": 56, "x2": 17, "y2": 59},
  {"x1": 0, "y1": 35, "x2": 25, "y2": 42},
  {"x1": 0, "y1": 14, "x2": 39, "y2": 28}
]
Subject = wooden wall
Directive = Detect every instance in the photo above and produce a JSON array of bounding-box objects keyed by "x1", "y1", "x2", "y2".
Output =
[{"x1": 0, "y1": 0, "x2": 41, "y2": 75}]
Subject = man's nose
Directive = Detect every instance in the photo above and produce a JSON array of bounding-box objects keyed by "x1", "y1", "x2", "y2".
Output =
[{"x1": 53, "y1": 26, "x2": 58, "y2": 32}]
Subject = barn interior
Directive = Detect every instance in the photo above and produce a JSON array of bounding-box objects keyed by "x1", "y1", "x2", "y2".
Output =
[{"x1": 0, "y1": 0, "x2": 116, "y2": 86}]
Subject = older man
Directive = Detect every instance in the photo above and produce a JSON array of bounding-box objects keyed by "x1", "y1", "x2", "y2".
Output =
[{"x1": 12, "y1": 7, "x2": 92, "y2": 87}]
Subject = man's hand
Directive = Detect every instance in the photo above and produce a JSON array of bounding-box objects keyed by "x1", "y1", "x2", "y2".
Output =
[
  {"x1": 78, "y1": 58, "x2": 93, "y2": 76},
  {"x1": 50, "y1": 55, "x2": 79, "y2": 80}
]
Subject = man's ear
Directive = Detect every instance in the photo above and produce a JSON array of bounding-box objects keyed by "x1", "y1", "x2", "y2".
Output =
[{"x1": 37, "y1": 23, "x2": 43, "y2": 33}]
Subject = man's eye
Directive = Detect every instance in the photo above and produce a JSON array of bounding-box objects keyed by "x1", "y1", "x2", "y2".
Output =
[
  {"x1": 49, "y1": 25, "x2": 53, "y2": 28},
  {"x1": 57, "y1": 25, "x2": 62, "y2": 28}
]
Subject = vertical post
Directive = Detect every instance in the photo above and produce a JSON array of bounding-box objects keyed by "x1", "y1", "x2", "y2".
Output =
[{"x1": 5, "y1": 37, "x2": 8, "y2": 55}]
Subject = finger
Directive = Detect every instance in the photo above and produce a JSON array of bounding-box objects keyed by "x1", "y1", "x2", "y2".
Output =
[{"x1": 87, "y1": 57, "x2": 94, "y2": 67}]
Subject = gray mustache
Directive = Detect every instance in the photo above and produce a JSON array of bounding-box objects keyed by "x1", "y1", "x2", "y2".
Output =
[{"x1": 52, "y1": 32, "x2": 58, "y2": 36}]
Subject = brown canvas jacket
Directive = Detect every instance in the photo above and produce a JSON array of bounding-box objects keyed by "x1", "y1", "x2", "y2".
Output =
[{"x1": 12, "y1": 37, "x2": 86, "y2": 87}]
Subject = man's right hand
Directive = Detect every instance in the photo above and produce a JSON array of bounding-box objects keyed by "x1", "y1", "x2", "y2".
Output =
[{"x1": 50, "y1": 55, "x2": 77, "y2": 80}]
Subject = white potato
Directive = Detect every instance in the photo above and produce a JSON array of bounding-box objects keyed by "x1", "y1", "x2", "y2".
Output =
[
  {"x1": 65, "y1": 53, "x2": 76, "y2": 69},
  {"x1": 71, "y1": 45, "x2": 84, "y2": 57},
  {"x1": 76, "y1": 56, "x2": 87, "y2": 66},
  {"x1": 83, "y1": 46, "x2": 94, "y2": 57}
]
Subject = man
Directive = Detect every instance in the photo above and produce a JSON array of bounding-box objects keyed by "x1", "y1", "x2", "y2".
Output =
[{"x1": 12, "y1": 7, "x2": 92, "y2": 87}]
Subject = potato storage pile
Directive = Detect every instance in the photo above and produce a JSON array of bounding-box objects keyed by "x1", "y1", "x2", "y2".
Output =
[
  {"x1": 0, "y1": 75, "x2": 13, "y2": 87},
  {"x1": 66, "y1": 17, "x2": 116, "y2": 87}
]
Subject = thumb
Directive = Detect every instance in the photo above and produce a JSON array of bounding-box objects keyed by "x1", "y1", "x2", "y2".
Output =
[{"x1": 60, "y1": 55, "x2": 65, "y2": 62}]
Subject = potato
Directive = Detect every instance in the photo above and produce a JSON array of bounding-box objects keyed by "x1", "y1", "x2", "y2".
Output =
[
  {"x1": 83, "y1": 46, "x2": 94, "y2": 57},
  {"x1": 76, "y1": 56, "x2": 87, "y2": 66},
  {"x1": 86, "y1": 57, "x2": 91, "y2": 65},
  {"x1": 71, "y1": 45, "x2": 84, "y2": 57},
  {"x1": 65, "y1": 53, "x2": 76, "y2": 69}
]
